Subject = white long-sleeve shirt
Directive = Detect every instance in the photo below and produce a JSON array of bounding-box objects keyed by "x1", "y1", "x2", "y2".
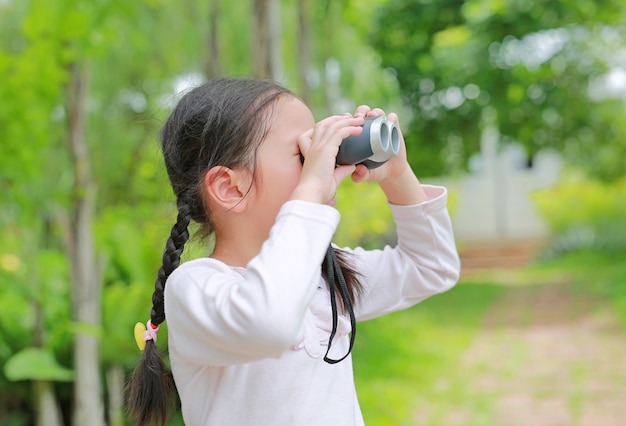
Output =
[{"x1": 165, "y1": 185, "x2": 460, "y2": 425}]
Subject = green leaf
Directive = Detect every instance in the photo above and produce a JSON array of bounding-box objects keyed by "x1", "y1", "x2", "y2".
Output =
[
  {"x1": 4, "y1": 348, "x2": 74, "y2": 382},
  {"x1": 433, "y1": 25, "x2": 472, "y2": 48}
]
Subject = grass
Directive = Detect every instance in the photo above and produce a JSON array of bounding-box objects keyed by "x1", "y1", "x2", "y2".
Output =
[
  {"x1": 353, "y1": 249, "x2": 626, "y2": 426},
  {"x1": 353, "y1": 283, "x2": 505, "y2": 425},
  {"x1": 531, "y1": 249, "x2": 626, "y2": 327}
]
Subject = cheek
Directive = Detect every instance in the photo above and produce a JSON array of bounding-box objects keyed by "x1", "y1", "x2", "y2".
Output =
[
  {"x1": 255, "y1": 149, "x2": 303, "y2": 202},
  {"x1": 286, "y1": 162, "x2": 304, "y2": 192},
  {"x1": 275, "y1": 166, "x2": 301, "y2": 200},
  {"x1": 257, "y1": 163, "x2": 300, "y2": 203}
]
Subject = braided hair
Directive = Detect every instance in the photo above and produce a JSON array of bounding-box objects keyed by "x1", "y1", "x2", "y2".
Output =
[
  {"x1": 126, "y1": 79, "x2": 362, "y2": 425},
  {"x1": 125, "y1": 202, "x2": 190, "y2": 426}
]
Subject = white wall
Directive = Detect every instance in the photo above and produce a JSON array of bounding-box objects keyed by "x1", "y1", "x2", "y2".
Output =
[{"x1": 435, "y1": 128, "x2": 562, "y2": 242}]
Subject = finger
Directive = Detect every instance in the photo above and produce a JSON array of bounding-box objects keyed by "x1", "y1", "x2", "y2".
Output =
[
  {"x1": 334, "y1": 164, "x2": 357, "y2": 184},
  {"x1": 314, "y1": 115, "x2": 363, "y2": 132},
  {"x1": 366, "y1": 108, "x2": 386, "y2": 117},
  {"x1": 322, "y1": 114, "x2": 365, "y2": 126},
  {"x1": 387, "y1": 112, "x2": 400, "y2": 126},
  {"x1": 313, "y1": 116, "x2": 364, "y2": 142},
  {"x1": 297, "y1": 129, "x2": 314, "y2": 155},
  {"x1": 351, "y1": 164, "x2": 370, "y2": 183},
  {"x1": 354, "y1": 105, "x2": 371, "y2": 117}
]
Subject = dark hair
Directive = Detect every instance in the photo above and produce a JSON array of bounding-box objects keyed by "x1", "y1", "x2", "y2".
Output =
[{"x1": 125, "y1": 78, "x2": 361, "y2": 425}]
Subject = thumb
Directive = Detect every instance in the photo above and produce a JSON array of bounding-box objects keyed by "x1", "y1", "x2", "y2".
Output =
[
  {"x1": 333, "y1": 164, "x2": 357, "y2": 184},
  {"x1": 351, "y1": 164, "x2": 370, "y2": 183},
  {"x1": 297, "y1": 129, "x2": 314, "y2": 158}
]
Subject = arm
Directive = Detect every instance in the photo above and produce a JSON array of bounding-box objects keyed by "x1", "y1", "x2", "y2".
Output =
[
  {"x1": 347, "y1": 106, "x2": 460, "y2": 319},
  {"x1": 165, "y1": 201, "x2": 339, "y2": 366},
  {"x1": 351, "y1": 185, "x2": 460, "y2": 320}
]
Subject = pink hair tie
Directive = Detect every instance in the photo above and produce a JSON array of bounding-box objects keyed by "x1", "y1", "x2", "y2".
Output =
[
  {"x1": 144, "y1": 320, "x2": 159, "y2": 343},
  {"x1": 133, "y1": 320, "x2": 159, "y2": 350}
]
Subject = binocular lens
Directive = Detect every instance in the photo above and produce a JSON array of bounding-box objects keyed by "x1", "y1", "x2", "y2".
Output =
[
  {"x1": 390, "y1": 124, "x2": 400, "y2": 154},
  {"x1": 379, "y1": 122, "x2": 390, "y2": 152},
  {"x1": 335, "y1": 116, "x2": 400, "y2": 169},
  {"x1": 378, "y1": 121, "x2": 400, "y2": 155}
]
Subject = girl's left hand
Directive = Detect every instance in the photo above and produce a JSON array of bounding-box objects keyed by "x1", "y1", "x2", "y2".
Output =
[{"x1": 349, "y1": 106, "x2": 411, "y2": 184}]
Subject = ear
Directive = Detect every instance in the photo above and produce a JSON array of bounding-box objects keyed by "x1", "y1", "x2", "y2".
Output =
[{"x1": 203, "y1": 166, "x2": 252, "y2": 213}]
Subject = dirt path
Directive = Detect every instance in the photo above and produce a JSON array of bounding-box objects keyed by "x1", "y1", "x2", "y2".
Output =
[{"x1": 443, "y1": 282, "x2": 626, "y2": 425}]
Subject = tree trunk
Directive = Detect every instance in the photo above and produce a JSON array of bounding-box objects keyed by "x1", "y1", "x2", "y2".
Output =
[
  {"x1": 267, "y1": 0, "x2": 283, "y2": 81},
  {"x1": 205, "y1": 0, "x2": 221, "y2": 79},
  {"x1": 106, "y1": 365, "x2": 124, "y2": 426},
  {"x1": 320, "y1": 1, "x2": 337, "y2": 115},
  {"x1": 65, "y1": 60, "x2": 105, "y2": 426},
  {"x1": 252, "y1": 0, "x2": 270, "y2": 79},
  {"x1": 297, "y1": 0, "x2": 312, "y2": 104},
  {"x1": 33, "y1": 235, "x2": 64, "y2": 426},
  {"x1": 33, "y1": 381, "x2": 63, "y2": 426},
  {"x1": 251, "y1": 0, "x2": 283, "y2": 81}
]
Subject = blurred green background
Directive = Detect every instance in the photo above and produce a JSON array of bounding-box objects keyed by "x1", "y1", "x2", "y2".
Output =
[{"x1": 1, "y1": 0, "x2": 626, "y2": 425}]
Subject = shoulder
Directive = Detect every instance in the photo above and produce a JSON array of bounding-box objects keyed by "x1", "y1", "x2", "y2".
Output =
[
  {"x1": 171, "y1": 257, "x2": 238, "y2": 276},
  {"x1": 165, "y1": 257, "x2": 244, "y2": 296}
]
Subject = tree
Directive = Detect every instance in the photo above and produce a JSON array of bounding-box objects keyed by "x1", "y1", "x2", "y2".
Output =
[
  {"x1": 0, "y1": 0, "x2": 195, "y2": 423},
  {"x1": 0, "y1": 0, "x2": 75, "y2": 423},
  {"x1": 252, "y1": 0, "x2": 284, "y2": 80},
  {"x1": 206, "y1": 0, "x2": 222, "y2": 78},
  {"x1": 297, "y1": 0, "x2": 313, "y2": 104},
  {"x1": 64, "y1": 59, "x2": 105, "y2": 426},
  {"x1": 367, "y1": 0, "x2": 626, "y2": 179}
]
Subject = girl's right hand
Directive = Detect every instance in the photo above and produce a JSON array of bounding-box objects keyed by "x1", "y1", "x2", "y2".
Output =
[{"x1": 290, "y1": 114, "x2": 364, "y2": 205}]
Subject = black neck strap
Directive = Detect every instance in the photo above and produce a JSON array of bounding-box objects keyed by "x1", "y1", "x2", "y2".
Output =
[{"x1": 323, "y1": 245, "x2": 357, "y2": 364}]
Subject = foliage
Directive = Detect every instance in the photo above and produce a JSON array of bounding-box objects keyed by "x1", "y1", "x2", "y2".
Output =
[
  {"x1": 334, "y1": 177, "x2": 459, "y2": 250},
  {"x1": 334, "y1": 180, "x2": 395, "y2": 249},
  {"x1": 532, "y1": 173, "x2": 626, "y2": 254},
  {"x1": 4, "y1": 348, "x2": 74, "y2": 382},
  {"x1": 366, "y1": 0, "x2": 626, "y2": 180},
  {"x1": 0, "y1": 0, "x2": 184, "y2": 422},
  {"x1": 0, "y1": 244, "x2": 72, "y2": 423},
  {"x1": 96, "y1": 205, "x2": 166, "y2": 366}
]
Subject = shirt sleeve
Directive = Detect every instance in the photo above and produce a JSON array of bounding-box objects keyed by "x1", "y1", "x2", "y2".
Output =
[
  {"x1": 350, "y1": 185, "x2": 461, "y2": 321},
  {"x1": 165, "y1": 200, "x2": 340, "y2": 366}
]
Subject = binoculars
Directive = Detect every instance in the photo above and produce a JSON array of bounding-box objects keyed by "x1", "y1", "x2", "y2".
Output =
[{"x1": 337, "y1": 116, "x2": 400, "y2": 169}]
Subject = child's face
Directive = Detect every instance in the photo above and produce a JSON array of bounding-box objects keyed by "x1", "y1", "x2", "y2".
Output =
[{"x1": 249, "y1": 95, "x2": 315, "y2": 235}]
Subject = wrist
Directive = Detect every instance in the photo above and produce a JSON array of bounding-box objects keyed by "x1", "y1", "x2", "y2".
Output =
[
  {"x1": 379, "y1": 167, "x2": 428, "y2": 205},
  {"x1": 289, "y1": 182, "x2": 324, "y2": 204}
]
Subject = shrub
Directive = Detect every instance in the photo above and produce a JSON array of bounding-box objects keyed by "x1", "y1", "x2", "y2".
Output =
[{"x1": 532, "y1": 172, "x2": 626, "y2": 256}]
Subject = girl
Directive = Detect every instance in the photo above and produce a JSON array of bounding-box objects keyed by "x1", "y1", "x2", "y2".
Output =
[{"x1": 126, "y1": 78, "x2": 460, "y2": 426}]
